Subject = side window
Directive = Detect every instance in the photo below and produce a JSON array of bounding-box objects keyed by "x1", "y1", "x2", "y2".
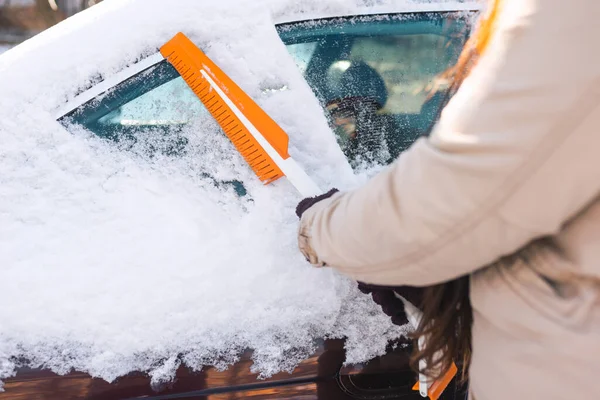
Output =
[
  {"x1": 347, "y1": 34, "x2": 460, "y2": 114},
  {"x1": 96, "y1": 77, "x2": 207, "y2": 128},
  {"x1": 277, "y1": 12, "x2": 472, "y2": 168},
  {"x1": 59, "y1": 57, "x2": 249, "y2": 195},
  {"x1": 59, "y1": 60, "x2": 210, "y2": 155},
  {"x1": 285, "y1": 42, "x2": 318, "y2": 74}
]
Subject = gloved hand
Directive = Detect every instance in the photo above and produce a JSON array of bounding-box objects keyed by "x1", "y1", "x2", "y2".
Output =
[
  {"x1": 295, "y1": 190, "x2": 423, "y2": 327},
  {"x1": 358, "y1": 282, "x2": 424, "y2": 327},
  {"x1": 296, "y1": 188, "x2": 339, "y2": 266},
  {"x1": 295, "y1": 188, "x2": 340, "y2": 218}
]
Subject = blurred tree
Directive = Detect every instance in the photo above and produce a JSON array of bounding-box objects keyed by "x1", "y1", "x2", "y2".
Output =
[
  {"x1": 34, "y1": 0, "x2": 62, "y2": 26},
  {"x1": 55, "y1": 0, "x2": 102, "y2": 16},
  {"x1": 0, "y1": 0, "x2": 102, "y2": 43}
]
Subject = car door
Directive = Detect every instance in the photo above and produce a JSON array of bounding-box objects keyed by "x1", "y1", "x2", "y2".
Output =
[{"x1": 1, "y1": 8, "x2": 475, "y2": 400}]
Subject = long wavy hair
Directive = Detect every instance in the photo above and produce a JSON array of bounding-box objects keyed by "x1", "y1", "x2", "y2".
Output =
[{"x1": 409, "y1": 0, "x2": 502, "y2": 383}]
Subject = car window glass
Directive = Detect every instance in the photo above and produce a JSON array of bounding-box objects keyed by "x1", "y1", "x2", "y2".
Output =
[
  {"x1": 96, "y1": 77, "x2": 208, "y2": 127},
  {"x1": 285, "y1": 42, "x2": 318, "y2": 74},
  {"x1": 347, "y1": 34, "x2": 457, "y2": 114},
  {"x1": 278, "y1": 13, "x2": 472, "y2": 167},
  {"x1": 60, "y1": 60, "x2": 207, "y2": 145}
]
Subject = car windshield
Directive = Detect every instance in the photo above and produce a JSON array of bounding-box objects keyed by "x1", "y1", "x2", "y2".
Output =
[{"x1": 59, "y1": 11, "x2": 472, "y2": 167}]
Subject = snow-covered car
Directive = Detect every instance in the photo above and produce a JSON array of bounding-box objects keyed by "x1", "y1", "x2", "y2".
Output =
[{"x1": 0, "y1": 1, "x2": 479, "y2": 399}]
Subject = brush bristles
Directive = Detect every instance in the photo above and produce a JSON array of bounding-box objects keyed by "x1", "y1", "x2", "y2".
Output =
[{"x1": 166, "y1": 54, "x2": 284, "y2": 184}]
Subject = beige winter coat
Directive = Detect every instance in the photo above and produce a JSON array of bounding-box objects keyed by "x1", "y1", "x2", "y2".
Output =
[{"x1": 299, "y1": 0, "x2": 600, "y2": 398}]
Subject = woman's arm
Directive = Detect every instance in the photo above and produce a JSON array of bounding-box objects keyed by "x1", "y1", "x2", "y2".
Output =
[{"x1": 299, "y1": 0, "x2": 600, "y2": 286}]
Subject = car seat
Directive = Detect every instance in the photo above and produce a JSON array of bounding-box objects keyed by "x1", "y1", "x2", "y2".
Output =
[{"x1": 325, "y1": 60, "x2": 388, "y2": 109}]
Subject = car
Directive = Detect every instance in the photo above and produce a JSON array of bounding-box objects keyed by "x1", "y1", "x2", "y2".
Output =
[{"x1": 0, "y1": 1, "x2": 479, "y2": 399}]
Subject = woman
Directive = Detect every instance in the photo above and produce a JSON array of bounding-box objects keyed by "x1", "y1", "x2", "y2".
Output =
[{"x1": 296, "y1": 0, "x2": 600, "y2": 398}]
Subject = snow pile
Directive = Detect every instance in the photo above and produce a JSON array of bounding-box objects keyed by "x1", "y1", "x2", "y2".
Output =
[
  {"x1": 0, "y1": 45, "x2": 11, "y2": 55},
  {"x1": 0, "y1": 0, "x2": 473, "y2": 389}
]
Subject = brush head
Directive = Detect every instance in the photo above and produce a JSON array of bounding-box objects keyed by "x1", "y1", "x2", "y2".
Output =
[{"x1": 160, "y1": 32, "x2": 290, "y2": 184}]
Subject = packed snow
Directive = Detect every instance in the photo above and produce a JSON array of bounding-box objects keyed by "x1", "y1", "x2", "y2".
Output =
[
  {"x1": 0, "y1": 45, "x2": 11, "y2": 55},
  {"x1": 0, "y1": 0, "x2": 477, "y2": 390}
]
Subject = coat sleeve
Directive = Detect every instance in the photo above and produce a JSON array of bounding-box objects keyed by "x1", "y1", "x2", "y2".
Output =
[{"x1": 298, "y1": 0, "x2": 600, "y2": 286}]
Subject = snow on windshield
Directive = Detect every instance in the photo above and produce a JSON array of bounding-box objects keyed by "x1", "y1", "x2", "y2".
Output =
[{"x1": 0, "y1": 0, "x2": 466, "y2": 389}]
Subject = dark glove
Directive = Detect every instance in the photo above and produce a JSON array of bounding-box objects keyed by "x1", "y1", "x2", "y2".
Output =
[
  {"x1": 358, "y1": 282, "x2": 424, "y2": 327},
  {"x1": 295, "y1": 188, "x2": 339, "y2": 218}
]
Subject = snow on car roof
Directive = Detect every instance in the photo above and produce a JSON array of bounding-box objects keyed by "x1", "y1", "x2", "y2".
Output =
[
  {"x1": 274, "y1": 0, "x2": 481, "y2": 24},
  {"x1": 0, "y1": 0, "x2": 477, "y2": 389}
]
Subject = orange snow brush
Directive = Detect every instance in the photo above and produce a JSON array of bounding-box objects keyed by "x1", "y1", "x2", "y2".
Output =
[{"x1": 160, "y1": 32, "x2": 321, "y2": 197}]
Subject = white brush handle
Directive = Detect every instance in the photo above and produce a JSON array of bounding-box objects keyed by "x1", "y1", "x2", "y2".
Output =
[
  {"x1": 396, "y1": 293, "x2": 429, "y2": 397},
  {"x1": 278, "y1": 158, "x2": 322, "y2": 197}
]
